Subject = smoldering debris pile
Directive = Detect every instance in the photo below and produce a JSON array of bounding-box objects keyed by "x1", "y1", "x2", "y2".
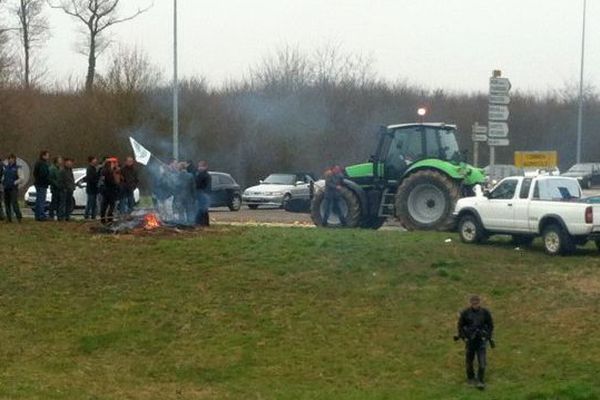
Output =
[{"x1": 89, "y1": 209, "x2": 197, "y2": 236}]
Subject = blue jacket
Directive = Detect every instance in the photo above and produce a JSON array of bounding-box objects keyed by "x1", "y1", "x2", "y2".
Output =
[{"x1": 3, "y1": 163, "x2": 22, "y2": 190}]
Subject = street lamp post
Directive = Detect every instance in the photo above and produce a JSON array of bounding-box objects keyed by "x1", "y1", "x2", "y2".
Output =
[
  {"x1": 576, "y1": 0, "x2": 587, "y2": 164},
  {"x1": 173, "y1": 0, "x2": 179, "y2": 160}
]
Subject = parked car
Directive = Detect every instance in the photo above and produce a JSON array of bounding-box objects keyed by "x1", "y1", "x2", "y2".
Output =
[
  {"x1": 454, "y1": 176, "x2": 600, "y2": 255},
  {"x1": 562, "y1": 163, "x2": 600, "y2": 189},
  {"x1": 24, "y1": 168, "x2": 140, "y2": 212},
  {"x1": 208, "y1": 172, "x2": 242, "y2": 211},
  {"x1": 483, "y1": 164, "x2": 524, "y2": 186},
  {"x1": 242, "y1": 173, "x2": 316, "y2": 210}
]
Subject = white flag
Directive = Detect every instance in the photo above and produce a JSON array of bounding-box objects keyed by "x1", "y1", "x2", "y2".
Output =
[{"x1": 129, "y1": 137, "x2": 152, "y2": 166}]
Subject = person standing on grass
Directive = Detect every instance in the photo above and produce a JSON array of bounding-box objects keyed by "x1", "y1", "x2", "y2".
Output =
[
  {"x1": 194, "y1": 160, "x2": 211, "y2": 226},
  {"x1": 119, "y1": 156, "x2": 139, "y2": 217},
  {"x1": 84, "y1": 156, "x2": 99, "y2": 220},
  {"x1": 48, "y1": 157, "x2": 63, "y2": 220},
  {"x1": 322, "y1": 165, "x2": 347, "y2": 227},
  {"x1": 57, "y1": 158, "x2": 76, "y2": 221},
  {"x1": 100, "y1": 158, "x2": 121, "y2": 225},
  {"x1": 33, "y1": 150, "x2": 51, "y2": 221},
  {"x1": 3, "y1": 154, "x2": 23, "y2": 223},
  {"x1": 456, "y1": 295, "x2": 494, "y2": 390}
]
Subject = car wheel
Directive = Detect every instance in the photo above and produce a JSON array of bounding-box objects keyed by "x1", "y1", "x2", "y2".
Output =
[
  {"x1": 458, "y1": 214, "x2": 485, "y2": 244},
  {"x1": 282, "y1": 194, "x2": 292, "y2": 210},
  {"x1": 542, "y1": 224, "x2": 575, "y2": 256},
  {"x1": 228, "y1": 194, "x2": 242, "y2": 212},
  {"x1": 248, "y1": 204, "x2": 259, "y2": 210}
]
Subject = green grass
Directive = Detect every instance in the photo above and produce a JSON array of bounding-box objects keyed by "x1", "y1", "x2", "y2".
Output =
[{"x1": 0, "y1": 222, "x2": 599, "y2": 399}]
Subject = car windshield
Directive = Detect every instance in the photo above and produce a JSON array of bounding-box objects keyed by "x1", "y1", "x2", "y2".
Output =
[
  {"x1": 438, "y1": 128, "x2": 461, "y2": 161},
  {"x1": 536, "y1": 179, "x2": 582, "y2": 200},
  {"x1": 567, "y1": 164, "x2": 592, "y2": 173},
  {"x1": 263, "y1": 174, "x2": 295, "y2": 185}
]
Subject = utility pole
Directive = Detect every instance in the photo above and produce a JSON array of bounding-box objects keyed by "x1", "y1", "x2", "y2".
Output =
[
  {"x1": 576, "y1": 0, "x2": 587, "y2": 164},
  {"x1": 173, "y1": 0, "x2": 179, "y2": 160}
]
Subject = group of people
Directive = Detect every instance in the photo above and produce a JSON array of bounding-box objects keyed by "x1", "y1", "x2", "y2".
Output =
[
  {"x1": 150, "y1": 159, "x2": 212, "y2": 226},
  {"x1": 83, "y1": 155, "x2": 140, "y2": 225}
]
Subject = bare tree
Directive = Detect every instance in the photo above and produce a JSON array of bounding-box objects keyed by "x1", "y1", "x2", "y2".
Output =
[
  {"x1": 0, "y1": 1, "x2": 14, "y2": 84},
  {"x1": 49, "y1": 0, "x2": 152, "y2": 92},
  {"x1": 12, "y1": 0, "x2": 49, "y2": 88},
  {"x1": 98, "y1": 45, "x2": 162, "y2": 93}
]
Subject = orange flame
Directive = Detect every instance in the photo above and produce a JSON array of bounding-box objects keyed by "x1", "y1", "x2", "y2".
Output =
[{"x1": 143, "y1": 213, "x2": 161, "y2": 230}]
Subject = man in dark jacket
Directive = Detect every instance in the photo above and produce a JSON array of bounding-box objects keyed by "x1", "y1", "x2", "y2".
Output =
[
  {"x1": 48, "y1": 157, "x2": 62, "y2": 220},
  {"x1": 3, "y1": 154, "x2": 23, "y2": 223},
  {"x1": 456, "y1": 295, "x2": 495, "y2": 390},
  {"x1": 100, "y1": 158, "x2": 121, "y2": 225},
  {"x1": 119, "y1": 156, "x2": 138, "y2": 217},
  {"x1": 84, "y1": 156, "x2": 99, "y2": 219},
  {"x1": 33, "y1": 150, "x2": 51, "y2": 221},
  {"x1": 195, "y1": 160, "x2": 211, "y2": 226},
  {"x1": 57, "y1": 158, "x2": 76, "y2": 221},
  {"x1": 322, "y1": 165, "x2": 347, "y2": 226}
]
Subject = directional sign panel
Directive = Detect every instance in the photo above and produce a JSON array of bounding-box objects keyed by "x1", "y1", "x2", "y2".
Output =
[
  {"x1": 472, "y1": 134, "x2": 488, "y2": 142},
  {"x1": 472, "y1": 125, "x2": 487, "y2": 134},
  {"x1": 489, "y1": 105, "x2": 509, "y2": 121},
  {"x1": 488, "y1": 138, "x2": 510, "y2": 146},
  {"x1": 489, "y1": 77, "x2": 511, "y2": 95},
  {"x1": 488, "y1": 122, "x2": 509, "y2": 138},
  {"x1": 489, "y1": 94, "x2": 510, "y2": 105}
]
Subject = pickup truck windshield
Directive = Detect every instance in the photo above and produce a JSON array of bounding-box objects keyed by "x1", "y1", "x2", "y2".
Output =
[{"x1": 533, "y1": 179, "x2": 581, "y2": 200}]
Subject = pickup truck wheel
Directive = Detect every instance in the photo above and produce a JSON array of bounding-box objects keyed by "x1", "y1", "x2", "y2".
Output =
[
  {"x1": 512, "y1": 235, "x2": 534, "y2": 247},
  {"x1": 542, "y1": 224, "x2": 575, "y2": 256},
  {"x1": 458, "y1": 214, "x2": 485, "y2": 244}
]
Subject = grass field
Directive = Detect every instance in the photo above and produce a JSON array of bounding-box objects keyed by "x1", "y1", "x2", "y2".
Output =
[{"x1": 0, "y1": 222, "x2": 599, "y2": 399}]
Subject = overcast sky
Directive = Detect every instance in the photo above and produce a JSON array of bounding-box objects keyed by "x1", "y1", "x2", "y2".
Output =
[{"x1": 35, "y1": 0, "x2": 598, "y2": 93}]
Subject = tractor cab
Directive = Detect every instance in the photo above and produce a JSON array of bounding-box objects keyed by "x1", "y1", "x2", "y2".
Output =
[{"x1": 375, "y1": 123, "x2": 462, "y2": 181}]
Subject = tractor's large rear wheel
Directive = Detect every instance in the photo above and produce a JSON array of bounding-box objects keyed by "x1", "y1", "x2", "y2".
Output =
[
  {"x1": 311, "y1": 187, "x2": 362, "y2": 228},
  {"x1": 395, "y1": 170, "x2": 460, "y2": 231}
]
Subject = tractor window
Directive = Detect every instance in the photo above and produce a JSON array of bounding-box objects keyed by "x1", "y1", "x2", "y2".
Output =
[
  {"x1": 438, "y1": 129, "x2": 461, "y2": 162},
  {"x1": 384, "y1": 127, "x2": 424, "y2": 179},
  {"x1": 425, "y1": 128, "x2": 441, "y2": 158},
  {"x1": 489, "y1": 179, "x2": 518, "y2": 200}
]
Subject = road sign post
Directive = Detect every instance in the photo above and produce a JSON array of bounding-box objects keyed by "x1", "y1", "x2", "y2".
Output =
[
  {"x1": 471, "y1": 123, "x2": 487, "y2": 167},
  {"x1": 488, "y1": 70, "x2": 511, "y2": 166}
]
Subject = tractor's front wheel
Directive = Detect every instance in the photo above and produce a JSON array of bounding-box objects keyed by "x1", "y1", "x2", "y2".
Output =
[
  {"x1": 395, "y1": 170, "x2": 460, "y2": 231},
  {"x1": 311, "y1": 187, "x2": 362, "y2": 228}
]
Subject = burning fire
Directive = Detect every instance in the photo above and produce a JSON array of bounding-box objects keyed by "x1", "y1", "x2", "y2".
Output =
[{"x1": 143, "y1": 213, "x2": 161, "y2": 230}]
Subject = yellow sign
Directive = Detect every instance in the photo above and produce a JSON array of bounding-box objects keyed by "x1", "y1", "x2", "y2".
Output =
[{"x1": 514, "y1": 151, "x2": 558, "y2": 168}]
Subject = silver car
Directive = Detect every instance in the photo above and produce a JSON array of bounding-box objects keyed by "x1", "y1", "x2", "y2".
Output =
[{"x1": 243, "y1": 173, "x2": 315, "y2": 210}]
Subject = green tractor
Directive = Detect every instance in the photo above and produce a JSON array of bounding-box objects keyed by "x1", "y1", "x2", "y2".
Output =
[{"x1": 311, "y1": 123, "x2": 486, "y2": 230}]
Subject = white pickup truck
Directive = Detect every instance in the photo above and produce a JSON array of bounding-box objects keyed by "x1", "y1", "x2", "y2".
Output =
[{"x1": 454, "y1": 176, "x2": 600, "y2": 255}]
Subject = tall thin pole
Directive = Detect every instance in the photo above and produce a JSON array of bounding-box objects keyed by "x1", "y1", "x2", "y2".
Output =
[
  {"x1": 577, "y1": 0, "x2": 587, "y2": 164},
  {"x1": 173, "y1": 0, "x2": 179, "y2": 160}
]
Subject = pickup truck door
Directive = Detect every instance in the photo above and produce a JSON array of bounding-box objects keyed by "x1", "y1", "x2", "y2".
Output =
[
  {"x1": 512, "y1": 178, "x2": 533, "y2": 232},
  {"x1": 479, "y1": 178, "x2": 519, "y2": 231}
]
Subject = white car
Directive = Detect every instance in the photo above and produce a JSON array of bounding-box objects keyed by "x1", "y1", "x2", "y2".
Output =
[
  {"x1": 454, "y1": 176, "x2": 600, "y2": 255},
  {"x1": 242, "y1": 173, "x2": 315, "y2": 210},
  {"x1": 25, "y1": 168, "x2": 140, "y2": 212}
]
